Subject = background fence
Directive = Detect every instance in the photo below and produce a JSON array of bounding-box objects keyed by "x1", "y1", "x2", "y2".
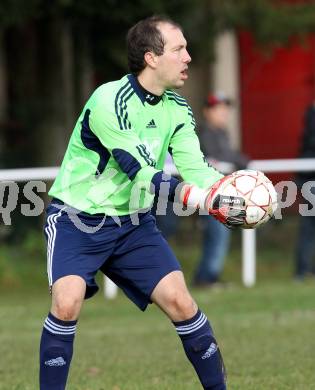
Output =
[{"x1": 1, "y1": 158, "x2": 314, "y2": 297}]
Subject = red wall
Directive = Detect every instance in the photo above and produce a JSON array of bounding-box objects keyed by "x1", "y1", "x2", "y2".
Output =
[{"x1": 239, "y1": 32, "x2": 315, "y2": 160}]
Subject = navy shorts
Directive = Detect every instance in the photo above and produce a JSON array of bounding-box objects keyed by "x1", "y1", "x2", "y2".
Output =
[{"x1": 44, "y1": 200, "x2": 181, "y2": 311}]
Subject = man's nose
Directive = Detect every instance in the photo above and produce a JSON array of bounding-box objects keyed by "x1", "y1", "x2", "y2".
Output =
[{"x1": 183, "y1": 50, "x2": 191, "y2": 64}]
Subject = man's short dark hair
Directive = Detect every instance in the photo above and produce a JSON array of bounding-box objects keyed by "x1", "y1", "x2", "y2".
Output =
[{"x1": 127, "y1": 15, "x2": 182, "y2": 75}]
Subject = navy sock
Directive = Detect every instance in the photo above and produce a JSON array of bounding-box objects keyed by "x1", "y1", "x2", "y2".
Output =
[
  {"x1": 173, "y1": 309, "x2": 226, "y2": 390},
  {"x1": 39, "y1": 312, "x2": 77, "y2": 390}
]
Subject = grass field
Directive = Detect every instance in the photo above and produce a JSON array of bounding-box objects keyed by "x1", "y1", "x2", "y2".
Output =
[
  {"x1": 1, "y1": 215, "x2": 315, "y2": 389},
  {"x1": 1, "y1": 281, "x2": 315, "y2": 389}
]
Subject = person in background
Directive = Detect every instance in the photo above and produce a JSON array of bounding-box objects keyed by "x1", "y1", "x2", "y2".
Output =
[
  {"x1": 193, "y1": 92, "x2": 249, "y2": 287},
  {"x1": 294, "y1": 101, "x2": 315, "y2": 281}
]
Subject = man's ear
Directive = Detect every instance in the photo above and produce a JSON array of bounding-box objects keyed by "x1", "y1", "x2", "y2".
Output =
[{"x1": 144, "y1": 51, "x2": 158, "y2": 69}]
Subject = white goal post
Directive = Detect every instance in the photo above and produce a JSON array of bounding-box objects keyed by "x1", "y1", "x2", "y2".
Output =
[{"x1": 1, "y1": 158, "x2": 314, "y2": 297}]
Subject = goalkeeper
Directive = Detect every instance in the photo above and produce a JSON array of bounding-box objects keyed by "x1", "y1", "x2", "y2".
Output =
[{"x1": 39, "y1": 15, "x2": 245, "y2": 390}]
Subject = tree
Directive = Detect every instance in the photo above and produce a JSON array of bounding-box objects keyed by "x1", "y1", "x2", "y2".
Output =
[
  {"x1": 1, "y1": 0, "x2": 315, "y2": 168},
  {"x1": 212, "y1": 0, "x2": 315, "y2": 46}
]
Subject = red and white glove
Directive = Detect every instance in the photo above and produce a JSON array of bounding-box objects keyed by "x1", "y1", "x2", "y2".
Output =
[{"x1": 182, "y1": 175, "x2": 246, "y2": 228}]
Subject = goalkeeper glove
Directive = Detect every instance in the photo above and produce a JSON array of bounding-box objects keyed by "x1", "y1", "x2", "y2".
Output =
[{"x1": 181, "y1": 175, "x2": 246, "y2": 228}]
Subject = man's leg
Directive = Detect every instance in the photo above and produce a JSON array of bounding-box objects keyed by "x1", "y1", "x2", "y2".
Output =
[
  {"x1": 194, "y1": 216, "x2": 230, "y2": 284},
  {"x1": 151, "y1": 271, "x2": 226, "y2": 390},
  {"x1": 40, "y1": 275, "x2": 86, "y2": 390},
  {"x1": 295, "y1": 215, "x2": 315, "y2": 279}
]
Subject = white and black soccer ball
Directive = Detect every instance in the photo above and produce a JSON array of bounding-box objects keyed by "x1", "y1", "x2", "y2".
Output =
[{"x1": 221, "y1": 169, "x2": 278, "y2": 228}]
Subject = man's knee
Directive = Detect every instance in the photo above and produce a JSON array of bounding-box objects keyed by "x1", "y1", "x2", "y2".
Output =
[
  {"x1": 52, "y1": 296, "x2": 82, "y2": 321},
  {"x1": 166, "y1": 291, "x2": 197, "y2": 321},
  {"x1": 151, "y1": 271, "x2": 197, "y2": 321},
  {"x1": 51, "y1": 276, "x2": 86, "y2": 321}
]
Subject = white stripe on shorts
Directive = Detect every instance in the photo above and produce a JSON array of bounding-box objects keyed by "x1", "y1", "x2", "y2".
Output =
[{"x1": 44, "y1": 208, "x2": 66, "y2": 286}]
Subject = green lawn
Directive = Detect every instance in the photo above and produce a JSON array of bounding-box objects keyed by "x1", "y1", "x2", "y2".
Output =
[
  {"x1": 1, "y1": 215, "x2": 314, "y2": 389},
  {"x1": 1, "y1": 280, "x2": 315, "y2": 390}
]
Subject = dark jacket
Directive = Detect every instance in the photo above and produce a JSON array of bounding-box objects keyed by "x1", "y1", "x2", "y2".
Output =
[
  {"x1": 197, "y1": 121, "x2": 248, "y2": 170},
  {"x1": 297, "y1": 104, "x2": 315, "y2": 182}
]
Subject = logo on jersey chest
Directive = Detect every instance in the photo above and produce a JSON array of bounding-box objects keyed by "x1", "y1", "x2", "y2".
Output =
[{"x1": 146, "y1": 119, "x2": 157, "y2": 129}]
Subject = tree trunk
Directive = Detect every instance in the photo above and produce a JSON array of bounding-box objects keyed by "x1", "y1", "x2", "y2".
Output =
[
  {"x1": 74, "y1": 30, "x2": 94, "y2": 110},
  {"x1": 38, "y1": 16, "x2": 76, "y2": 166},
  {"x1": 0, "y1": 30, "x2": 8, "y2": 160}
]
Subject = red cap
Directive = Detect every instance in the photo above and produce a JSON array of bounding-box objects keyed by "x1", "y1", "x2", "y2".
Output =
[{"x1": 206, "y1": 92, "x2": 232, "y2": 107}]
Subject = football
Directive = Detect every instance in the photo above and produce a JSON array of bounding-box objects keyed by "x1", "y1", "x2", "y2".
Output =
[{"x1": 221, "y1": 169, "x2": 278, "y2": 228}]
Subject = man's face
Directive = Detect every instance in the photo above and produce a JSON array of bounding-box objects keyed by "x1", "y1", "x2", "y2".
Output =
[
  {"x1": 204, "y1": 103, "x2": 230, "y2": 128},
  {"x1": 154, "y1": 23, "x2": 191, "y2": 90}
]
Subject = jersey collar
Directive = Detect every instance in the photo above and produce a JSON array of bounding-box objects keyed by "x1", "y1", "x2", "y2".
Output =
[{"x1": 128, "y1": 74, "x2": 162, "y2": 106}]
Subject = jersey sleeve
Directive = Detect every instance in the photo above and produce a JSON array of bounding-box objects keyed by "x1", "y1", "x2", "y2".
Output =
[
  {"x1": 89, "y1": 103, "x2": 160, "y2": 193},
  {"x1": 169, "y1": 107, "x2": 224, "y2": 188}
]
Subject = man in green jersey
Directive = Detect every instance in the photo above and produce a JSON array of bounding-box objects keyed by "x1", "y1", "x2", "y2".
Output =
[{"x1": 39, "y1": 15, "x2": 245, "y2": 390}]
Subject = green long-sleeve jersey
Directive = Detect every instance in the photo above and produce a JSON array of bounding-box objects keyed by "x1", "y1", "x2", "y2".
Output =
[{"x1": 49, "y1": 74, "x2": 223, "y2": 215}]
